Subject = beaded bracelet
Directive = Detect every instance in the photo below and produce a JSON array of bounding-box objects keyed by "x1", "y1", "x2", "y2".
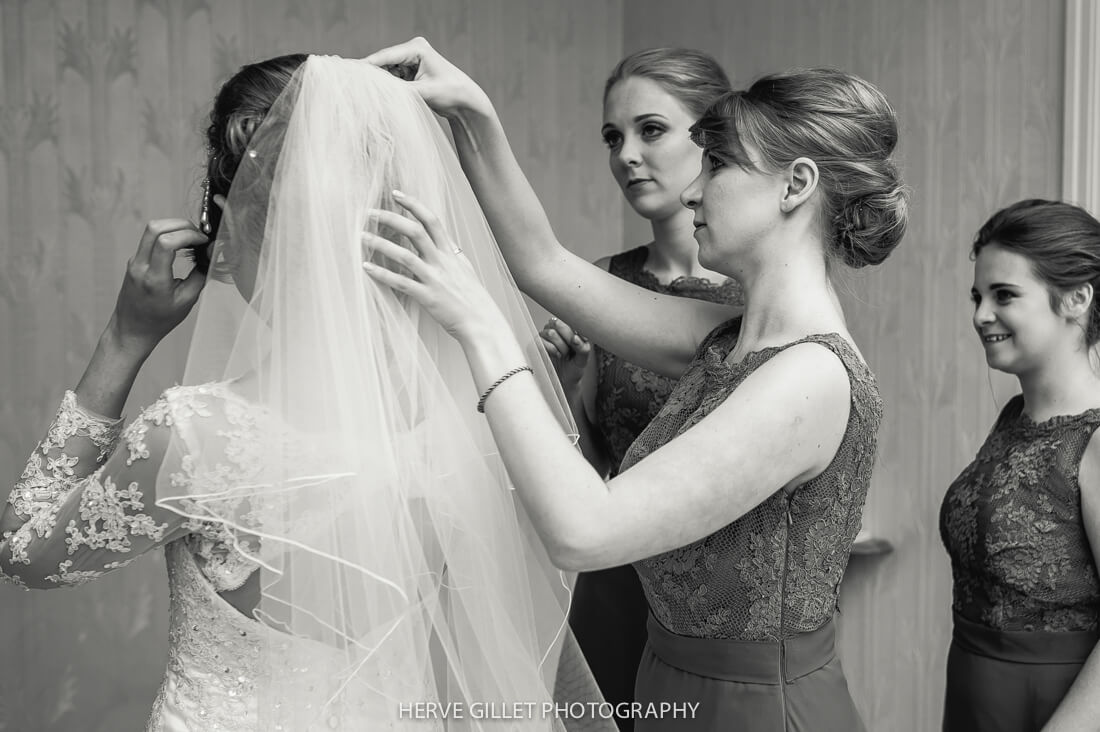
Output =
[{"x1": 477, "y1": 365, "x2": 533, "y2": 413}]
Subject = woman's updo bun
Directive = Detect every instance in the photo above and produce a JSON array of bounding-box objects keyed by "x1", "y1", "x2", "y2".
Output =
[{"x1": 690, "y1": 67, "x2": 909, "y2": 269}]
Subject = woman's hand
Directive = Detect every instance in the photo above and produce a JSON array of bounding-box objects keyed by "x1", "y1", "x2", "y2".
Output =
[
  {"x1": 540, "y1": 317, "x2": 590, "y2": 388},
  {"x1": 71, "y1": 219, "x2": 207, "y2": 419},
  {"x1": 365, "y1": 37, "x2": 492, "y2": 119},
  {"x1": 108, "y1": 219, "x2": 208, "y2": 357},
  {"x1": 361, "y1": 191, "x2": 505, "y2": 343}
]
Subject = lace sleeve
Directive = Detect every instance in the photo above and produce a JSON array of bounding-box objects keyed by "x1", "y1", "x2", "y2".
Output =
[
  {"x1": 4, "y1": 391, "x2": 122, "y2": 521},
  {"x1": 0, "y1": 392, "x2": 188, "y2": 589}
]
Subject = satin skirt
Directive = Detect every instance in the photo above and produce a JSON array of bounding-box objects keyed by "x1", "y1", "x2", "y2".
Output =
[
  {"x1": 634, "y1": 615, "x2": 864, "y2": 732},
  {"x1": 943, "y1": 612, "x2": 1097, "y2": 732}
]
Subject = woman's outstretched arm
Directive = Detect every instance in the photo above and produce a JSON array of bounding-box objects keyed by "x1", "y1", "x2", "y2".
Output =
[
  {"x1": 363, "y1": 195, "x2": 850, "y2": 571},
  {"x1": 367, "y1": 39, "x2": 738, "y2": 378}
]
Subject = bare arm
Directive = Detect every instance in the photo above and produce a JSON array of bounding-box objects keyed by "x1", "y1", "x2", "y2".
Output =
[
  {"x1": 363, "y1": 198, "x2": 852, "y2": 571},
  {"x1": 367, "y1": 38, "x2": 738, "y2": 378},
  {"x1": 448, "y1": 105, "x2": 733, "y2": 378},
  {"x1": 1043, "y1": 428, "x2": 1100, "y2": 731},
  {"x1": 470, "y1": 339, "x2": 851, "y2": 570},
  {"x1": 540, "y1": 255, "x2": 615, "y2": 476}
]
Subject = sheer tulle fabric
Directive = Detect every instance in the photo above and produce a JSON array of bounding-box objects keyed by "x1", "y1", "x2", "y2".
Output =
[{"x1": 156, "y1": 56, "x2": 588, "y2": 729}]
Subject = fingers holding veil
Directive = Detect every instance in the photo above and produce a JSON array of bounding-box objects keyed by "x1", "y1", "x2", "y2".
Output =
[
  {"x1": 365, "y1": 37, "x2": 491, "y2": 117},
  {"x1": 392, "y1": 189, "x2": 467, "y2": 258},
  {"x1": 363, "y1": 192, "x2": 500, "y2": 339},
  {"x1": 364, "y1": 36, "x2": 434, "y2": 74}
]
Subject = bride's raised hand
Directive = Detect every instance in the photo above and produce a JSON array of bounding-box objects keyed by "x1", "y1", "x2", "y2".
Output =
[
  {"x1": 109, "y1": 219, "x2": 208, "y2": 356},
  {"x1": 361, "y1": 191, "x2": 505, "y2": 342},
  {"x1": 365, "y1": 37, "x2": 492, "y2": 119}
]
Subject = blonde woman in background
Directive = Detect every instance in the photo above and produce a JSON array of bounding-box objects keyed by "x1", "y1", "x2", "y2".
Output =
[{"x1": 539, "y1": 47, "x2": 741, "y2": 732}]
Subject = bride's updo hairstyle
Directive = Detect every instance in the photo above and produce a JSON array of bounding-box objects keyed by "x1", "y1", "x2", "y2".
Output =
[
  {"x1": 690, "y1": 68, "x2": 909, "y2": 269},
  {"x1": 192, "y1": 53, "x2": 307, "y2": 272}
]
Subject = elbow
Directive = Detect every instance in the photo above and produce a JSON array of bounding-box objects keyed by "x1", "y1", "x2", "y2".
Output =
[
  {"x1": 11, "y1": 575, "x2": 62, "y2": 591},
  {"x1": 544, "y1": 522, "x2": 609, "y2": 573},
  {"x1": 549, "y1": 549, "x2": 597, "y2": 573},
  {"x1": 0, "y1": 543, "x2": 65, "y2": 591},
  {"x1": 0, "y1": 559, "x2": 51, "y2": 590},
  {"x1": 510, "y1": 244, "x2": 564, "y2": 292},
  {"x1": 506, "y1": 259, "x2": 542, "y2": 295}
]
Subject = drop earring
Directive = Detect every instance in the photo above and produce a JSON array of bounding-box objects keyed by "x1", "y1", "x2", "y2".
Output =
[{"x1": 199, "y1": 177, "x2": 212, "y2": 235}]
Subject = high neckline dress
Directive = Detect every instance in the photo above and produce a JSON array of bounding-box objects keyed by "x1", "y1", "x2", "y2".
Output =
[{"x1": 940, "y1": 394, "x2": 1100, "y2": 731}]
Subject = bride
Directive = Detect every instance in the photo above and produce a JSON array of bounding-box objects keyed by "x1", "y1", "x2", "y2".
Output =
[{"x1": 0, "y1": 54, "x2": 607, "y2": 731}]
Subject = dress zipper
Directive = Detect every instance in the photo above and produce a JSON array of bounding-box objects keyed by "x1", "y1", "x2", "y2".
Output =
[{"x1": 779, "y1": 496, "x2": 792, "y2": 731}]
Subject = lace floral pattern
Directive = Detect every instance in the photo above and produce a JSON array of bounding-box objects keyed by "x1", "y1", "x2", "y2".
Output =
[
  {"x1": 940, "y1": 395, "x2": 1100, "y2": 632},
  {"x1": 1, "y1": 384, "x2": 260, "y2": 594},
  {"x1": 164, "y1": 392, "x2": 267, "y2": 592},
  {"x1": 593, "y1": 246, "x2": 742, "y2": 476},
  {"x1": 63, "y1": 475, "x2": 169, "y2": 555},
  {"x1": 8, "y1": 391, "x2": 122, "y2": 521},
  {"x1": 159, "y1": 385, "x2": 264, "y2": 592},
  {"x1": 45, "y1": 390, "x2": 125, "y2": 462},
  {"x1": 2, "y1": 392, "x2": 125, "y2": 582},
  {"x1": 622, "y1": 320, "x2": 882, "y2": 640},
  {"x1": 45, "y1": 559, "x2": 103, "y2": 587}
]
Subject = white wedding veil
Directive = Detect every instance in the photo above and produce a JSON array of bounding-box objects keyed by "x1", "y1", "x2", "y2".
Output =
[{"x1": 155, "y1": 55, "x2": 604, "y2": 730}]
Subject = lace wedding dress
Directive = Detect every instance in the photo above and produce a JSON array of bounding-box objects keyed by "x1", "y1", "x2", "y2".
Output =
[{"x1": 2, "y1": 384, "x2": 401, "y2": 729}]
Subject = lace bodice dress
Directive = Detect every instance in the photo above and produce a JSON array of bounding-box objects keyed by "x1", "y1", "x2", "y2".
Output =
[
  {"x1": 939, "y1": 396, "x2": 1100, "y2": 732},
  {"x1": 620, "y1": 319, "x2": 883, "y2": 641},
  {"x1": 0, "y1": 384, "x2": 385, "y2": 730},
  {"x1": 940, "y1": 394, "x2": 1100, "y2": 632},
  {"x1": 592, "y1": 246, "x2": 743, "y2": 477}
]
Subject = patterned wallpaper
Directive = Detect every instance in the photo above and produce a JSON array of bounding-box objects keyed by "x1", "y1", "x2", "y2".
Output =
[
  {"x1": 0, "y1": 1, "x2": 622, "y2": 730},
  {"x1": 624, "y1": 0, "x2": 1065, "y2": 729}
]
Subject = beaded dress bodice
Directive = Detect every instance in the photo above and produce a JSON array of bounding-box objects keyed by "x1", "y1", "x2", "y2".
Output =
[
  {"x1": 940, "y1": 395, "x2": 1100, "y2": 632},
  {"x1": 593, "y1": 246, "x2": 742, "y2": 476},
  {"x1": 620, "y1": 320, "x2": 882, "y2": 641},
  {"x1": 150, "y1": 539, "x2": 264, "y2": 730},
  {"x1": 149, "y1": 539, "x2": 392, "y2": 730}
]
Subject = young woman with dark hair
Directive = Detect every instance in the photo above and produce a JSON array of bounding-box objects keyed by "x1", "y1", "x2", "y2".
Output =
[{"x1": 942, "y1": 199, "x2": 1100, "y2": 731}]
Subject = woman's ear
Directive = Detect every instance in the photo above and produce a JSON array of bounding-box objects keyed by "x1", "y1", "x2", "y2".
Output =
[
  {"x1": 1062, "y1": 282, "x2": 1095, "y2": 322},
  {"x1": 779, "y1": 157, "x2": 819, "y2": 214}
]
